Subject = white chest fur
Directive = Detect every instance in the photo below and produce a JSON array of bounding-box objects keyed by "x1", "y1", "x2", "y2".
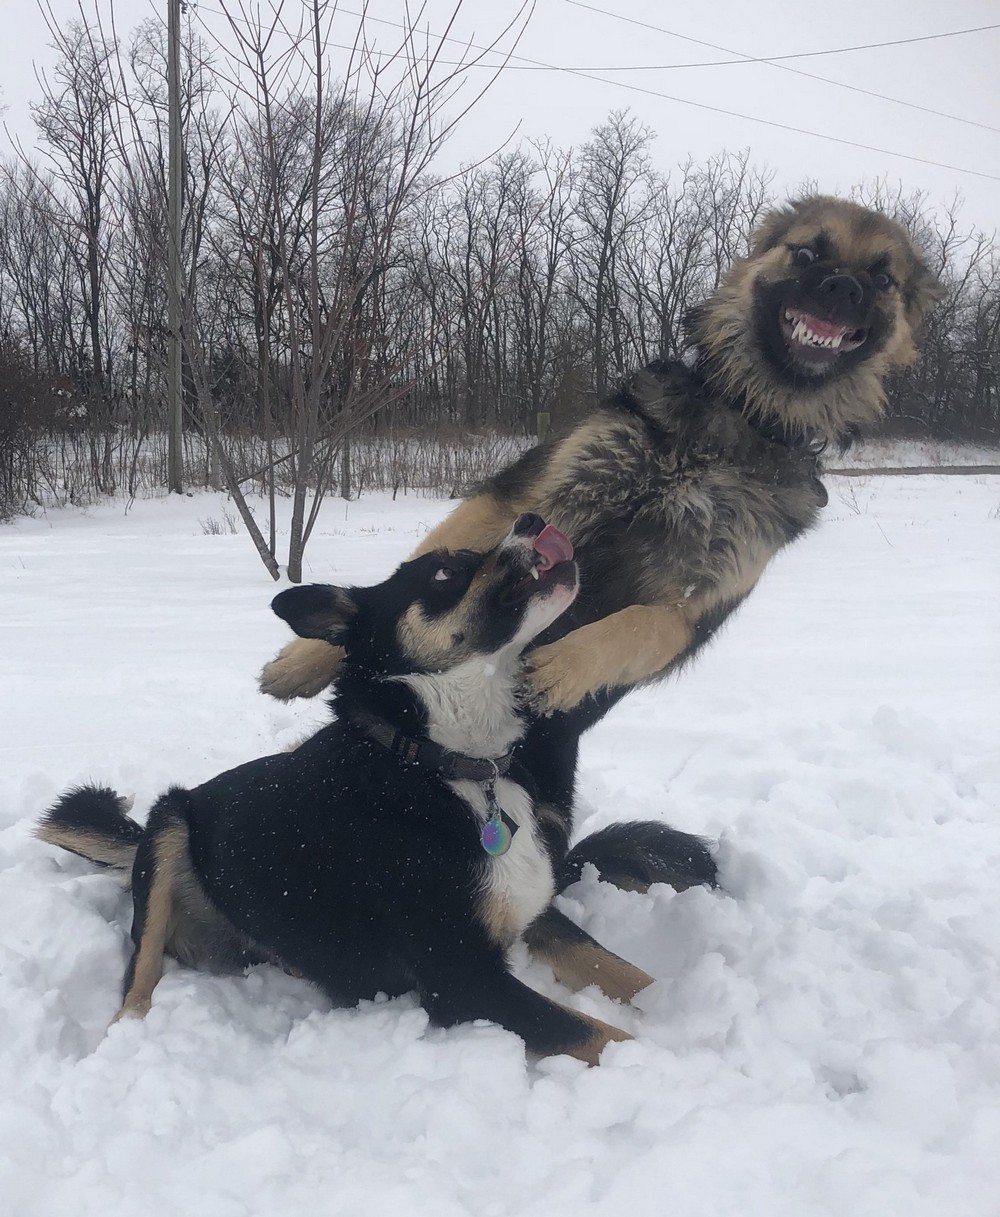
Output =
[
  {"x1": 449, "y1": 776, "x2": 554, "y2": 947},
  {"x1": 399, "y1": 657, "x2": 554, "y2": 945}
]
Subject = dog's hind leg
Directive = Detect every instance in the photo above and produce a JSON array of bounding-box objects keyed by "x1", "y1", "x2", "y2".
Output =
[
  {"x1": 523, "y1": 906, "x2": 654, "y2": 1003},
  {"x1": 416, "y1": 949, "x2": 632, "y2": 1066},
  {"x1": 114, "y1": 793, "x2": 191, "y2": 1023}
]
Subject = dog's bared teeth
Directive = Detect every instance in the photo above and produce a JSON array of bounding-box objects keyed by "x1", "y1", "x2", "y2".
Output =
[
  {"x1": 788, "y1": 312, "x2": 844, "y2": 352},
  {"x1": 531, "y1": 567, "x2": 540, "y2": 580}
]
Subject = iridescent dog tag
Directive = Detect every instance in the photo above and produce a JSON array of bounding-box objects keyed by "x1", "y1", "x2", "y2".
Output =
[
  {"x1": 480, "y1": 779, "x2": 518, "y2": 856},
  {"x1": 481, "y1": 808, "x2": 513, "y2": 856}
]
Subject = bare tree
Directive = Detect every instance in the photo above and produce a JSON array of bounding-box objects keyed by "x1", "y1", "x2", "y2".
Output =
[
  {"x1": 194, "y1": 0, "x2": 528, "y2": 580},
  {"x1": 1, "y1": 21, "x2": 996, "y2": 529},
  {"x1": 570, "y1": 111, "x2": 655, "y2": 393},
  {"x1": 30, "y1": 20, "x2": 117, "y2": 425}
]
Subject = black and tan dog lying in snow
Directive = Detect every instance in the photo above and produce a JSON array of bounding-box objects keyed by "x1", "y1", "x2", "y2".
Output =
[{"x1": 38, "y1": 516, "x2": 662, "y2": 1064}]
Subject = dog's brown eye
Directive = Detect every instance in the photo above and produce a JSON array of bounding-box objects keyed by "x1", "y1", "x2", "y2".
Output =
[
  {"x1": 872, "y1": 271, "x2": 892, "y2": 290},
  {"x1": 433, "y1": 567, "x2": 455, "y2": 582},
  {"x1": 793, "y1": 247, "x2": 816, "y2": 267}
]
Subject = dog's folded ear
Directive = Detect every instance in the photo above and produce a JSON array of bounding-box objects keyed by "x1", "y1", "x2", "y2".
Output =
[
  {"x1": 271, "y1": 584, "x2": 358, "y2": 642},
  {"x1": 902, "y1": 250, "x2": 945, "y2": 328}
]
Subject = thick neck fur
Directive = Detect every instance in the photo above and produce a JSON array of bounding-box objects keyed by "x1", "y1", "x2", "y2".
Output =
[{"x1": 396, "y1": 654, "x2": 526, "y2": 760}]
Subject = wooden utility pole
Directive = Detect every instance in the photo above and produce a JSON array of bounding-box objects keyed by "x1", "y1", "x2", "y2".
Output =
[{"x1": 166, "y1": 0, "x2": 184, "y2": 493}]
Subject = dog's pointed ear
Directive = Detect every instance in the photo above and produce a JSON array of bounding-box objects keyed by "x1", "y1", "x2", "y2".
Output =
[
  {"x1": 271, "y1": 584, "x2": 358, "y2": 643},
  {"x1": 748, "y1": 206, "x2": 793, "y2": 256}
]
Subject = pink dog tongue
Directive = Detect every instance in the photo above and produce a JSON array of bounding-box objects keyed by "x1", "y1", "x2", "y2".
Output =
[{"x1": 533, "y1": 524, "x2": 574, "y2": 571}]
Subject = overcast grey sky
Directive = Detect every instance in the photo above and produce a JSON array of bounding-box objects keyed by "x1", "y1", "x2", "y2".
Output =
[{"x1": 2, "y1": 0, "x2": 998, "y2": 230}]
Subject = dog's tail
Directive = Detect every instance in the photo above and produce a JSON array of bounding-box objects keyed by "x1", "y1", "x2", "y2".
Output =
[
  {"x1": 556, "y1": 821, "x2": 717, "y2": 894},
  {"x1": 36, "y1": 784, "x2": 144, "y2": 879}
]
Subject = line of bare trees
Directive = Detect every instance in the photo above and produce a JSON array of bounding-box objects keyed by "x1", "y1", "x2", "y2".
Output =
[{"x1": 1, "y1": 5, "x2": 997, "y2": 549}]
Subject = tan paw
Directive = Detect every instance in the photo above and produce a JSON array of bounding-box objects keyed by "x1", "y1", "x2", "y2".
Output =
[
  {"x1": 258, "y1": 639, "x2": 344, "y2": 700},
  {"x1": 526, "y1": 638, "x2": 597, "y2": 713},
  {"x1": 111, "y1": 996, "x2": 151, "y2": 1024}
]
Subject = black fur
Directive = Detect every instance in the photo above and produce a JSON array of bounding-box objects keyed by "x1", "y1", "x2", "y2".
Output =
[
  {"x1": 38, "y1": 786, "x2": 143, "y2": 867},
  {"x1": 261, "y1": 198, "x2": 941, "y2": 904},
  {"x1": 558, "y1": 822, "x2": 717, "y2": 894},
  {"x1": 39, "y1": 524, "x2": 636, "y2": 1061}
]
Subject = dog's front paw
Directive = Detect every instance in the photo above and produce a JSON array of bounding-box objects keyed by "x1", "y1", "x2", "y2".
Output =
[
  {"x1": 258, "y1": 639, "x2": 344, "y2": 700},
  {"x1": 526, "y1": 639, "x2": 596, "y2": 713}
]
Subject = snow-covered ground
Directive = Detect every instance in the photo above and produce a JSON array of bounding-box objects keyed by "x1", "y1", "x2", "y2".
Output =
[{"x1": 1, "y1": 474, "x2": 998, "y2": 1217}]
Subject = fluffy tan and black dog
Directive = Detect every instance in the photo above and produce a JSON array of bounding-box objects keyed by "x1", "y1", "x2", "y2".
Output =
[{"x1": 261, "y1": 196, "x2": 940, "y2": 909}]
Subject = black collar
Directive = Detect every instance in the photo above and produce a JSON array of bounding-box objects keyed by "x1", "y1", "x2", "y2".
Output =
[
  {"x1": 684, "y1": 354, "x2": 825, "y2": 453},
  {"x1": 741, "y1": 406, "x2": 823, "y2": 453},
  {"x1": 350, "y1": 710, "x2": 515, "y2": 782}
]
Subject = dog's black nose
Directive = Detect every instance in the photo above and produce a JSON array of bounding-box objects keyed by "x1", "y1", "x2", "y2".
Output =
[
  {"x1": 817, "y1": 273, "x2": 863, "y2": 307},
  {"x1": 512, "y1": 512, "x2": 546, "y2": 537}
]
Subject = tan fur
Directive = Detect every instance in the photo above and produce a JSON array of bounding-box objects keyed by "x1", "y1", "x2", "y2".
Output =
[
  {"x1": 260, "y1": 197, "x2": 939, "y2": 716},
  {"x1": 528, "y1": 417, "x2": 625, "y2": 518},
  {"x1": 750, "y1": 197, "x2": 942, "y2": 330},
  {"x1": 259, "y1": 637, "x2": 344, "y2": 701},
  {"x1": 35, "y1": 825, "x2": 133, "y2": 870},
  {"x1": 113, "y1": 825, "x2": 188, "y2": 1022},
  {"x1": 528, "y1": 604, "x2": 694, "y2": 712},
  {"x1": 532, "y1": 935, "x2": 653, "y2": 1002},
  {"x1": 558, "y1": 1009, "x2": 633, "y2": 1066},
  {"x1": 397, "y1": 545, "x2": 514, "y2": 668},
  {"x1": 397, "y1": 601, "x2": 466, "y2": 668},
  {"x1": 695, "y1": 196, "x2": 941, "y2": 439},
  {"x1": 411, "y1": 494, "x2": 516, "y2": 558},
  {"x1": 478, "y1": 890, "x2": 515, "y2": 947},
  {"x1": 259, "y1": 498, "x2": 521, "y2": 698}
]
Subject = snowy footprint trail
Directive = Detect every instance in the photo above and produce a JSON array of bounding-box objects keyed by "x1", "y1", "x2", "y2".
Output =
[{"x1": 1, "y1": 475, "x2": 998, "y2": 1216}]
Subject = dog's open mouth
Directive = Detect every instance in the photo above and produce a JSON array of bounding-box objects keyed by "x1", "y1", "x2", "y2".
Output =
[
  {"x1": 780, "y1": 307, "x2": 867, "y2": 365},
  {"x1": 504, "y1": 524, "x2": 575, "y2": 603}
]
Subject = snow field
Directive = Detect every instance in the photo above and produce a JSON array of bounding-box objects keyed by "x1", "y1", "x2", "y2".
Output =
[{"x1": 0, "y1": 474, "x2": 998, "y2": 1216}]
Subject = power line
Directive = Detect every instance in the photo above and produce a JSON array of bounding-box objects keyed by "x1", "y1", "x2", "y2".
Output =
[
  {"x1": 188, "y1": 3, "x2": 1000, "y2": 183},
  {"x1": 328, "y1": 5, "x2": 1000, "y2": 144},
  {"x1": 436, "y1": 43, "x2": 1000, "y2": 138},
  {"x1": 347, "y1": 8, "x2": 1000, "y2": 181},
  {"x1": 564, "y1": 3, "x2": 1000, "y2": 63},
  {"x1": 549, "y1": 63, "x2": 1000, "y2": 182},
  {"x1": 559, "y1": 2, "x2": 1000, "y2": 136},
  {"x1": 195, "y1": 3, "x2": 998, "y2": 133}
]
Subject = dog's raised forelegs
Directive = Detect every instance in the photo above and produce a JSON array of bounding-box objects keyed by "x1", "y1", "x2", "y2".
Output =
[
  {"x1": 527, "y1": 603, "x2": 695, "y2": 713},
  {"x1": 259, "y1": 637, "x2": 344, "y2": 701},
  {"x1": 409, "y1": 493, "x2": 519, "y2": 558}
]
